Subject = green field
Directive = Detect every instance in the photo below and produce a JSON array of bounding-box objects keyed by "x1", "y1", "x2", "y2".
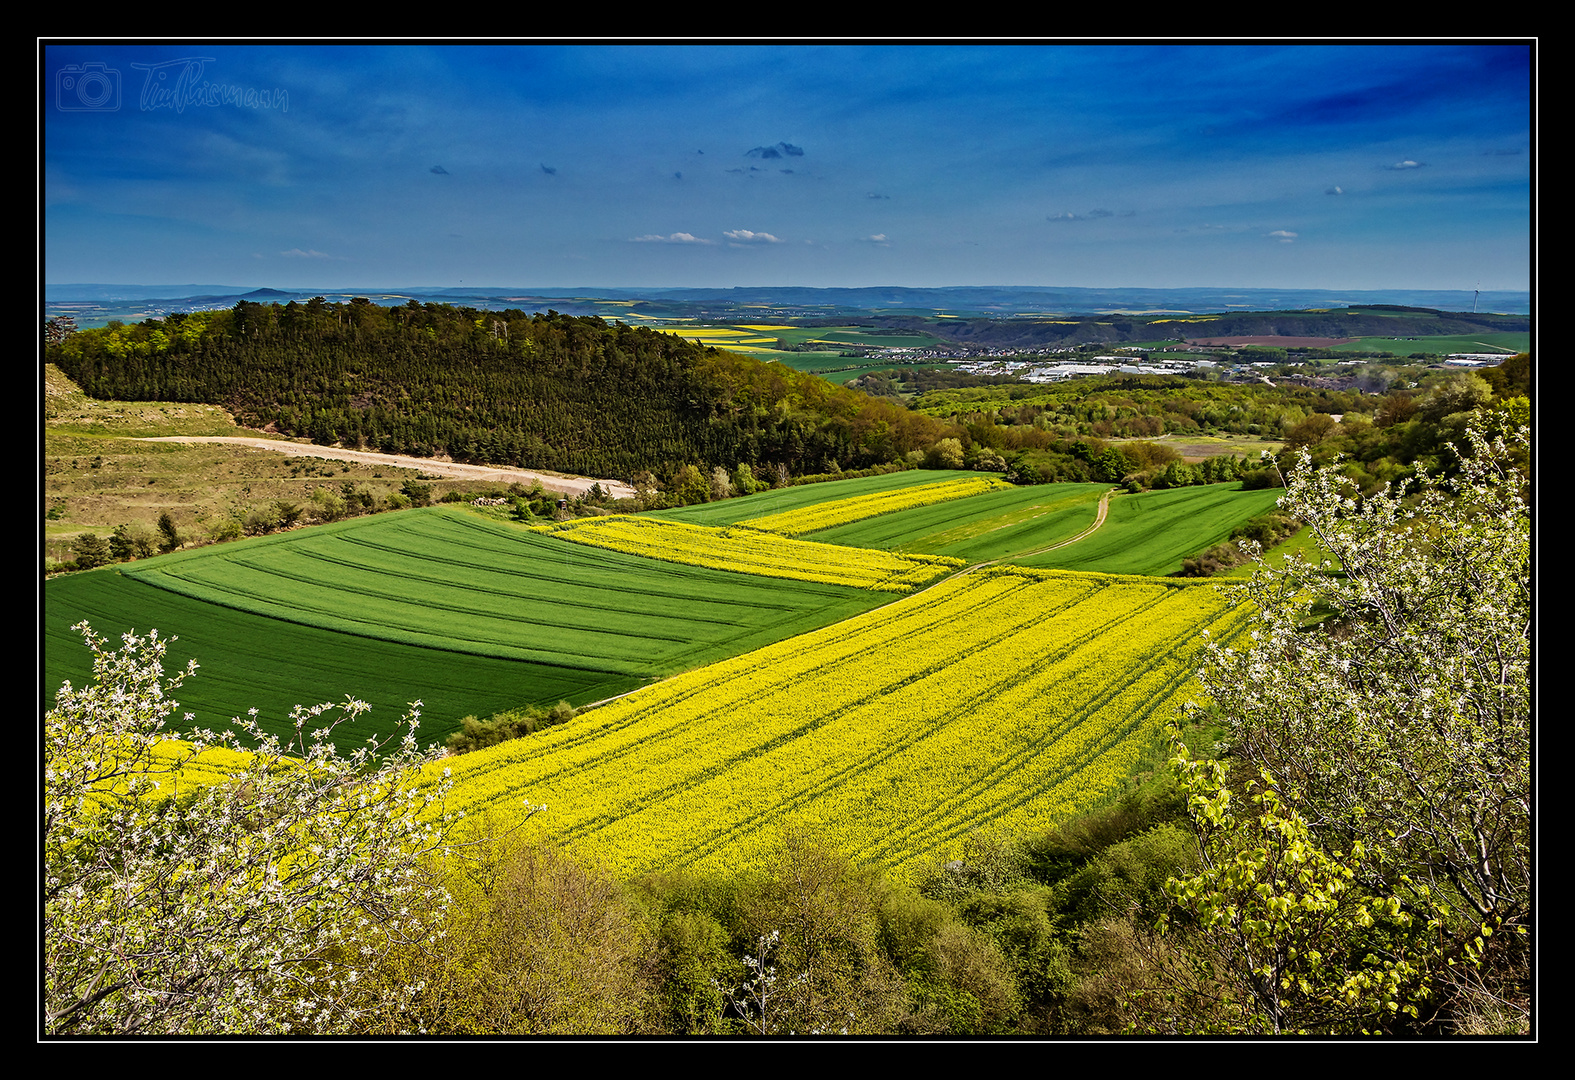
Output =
[
  {"x1": 806, "y1": 481, "x2": 1283, "y2": 573},
  {"x1": 813, "y1": 483, "x2": 1109, "y2": 562},
  {"x1": 44, "y1": 507, "x2": 888, "y2": 745},
  {"x1": 1017, "y1": 484, "x2": 1286, "y2": 576},
  {"x1": 1330, "y1": 332, "x2": 1528, "y2": 354},
  {"x1": 45, "y1": 570, "x2": 600, "y2": 748},
  {"x1": 767, "y1": 352, "x2": 875, "y2": 373},
  {"x1": 656, "y1": 471, "x2": 1282, "y2": 575}
]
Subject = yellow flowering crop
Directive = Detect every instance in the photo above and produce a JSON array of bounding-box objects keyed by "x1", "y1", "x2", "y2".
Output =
[
  {"x1": 740, "y1": 476, "x2": 1016, "y2": 537},
  {"x1": 534, "y1": 515, "x2": 962, "y2": 592},
  {"x1": 423, "y1": 567, "x2": 1248, "y2": 881}
]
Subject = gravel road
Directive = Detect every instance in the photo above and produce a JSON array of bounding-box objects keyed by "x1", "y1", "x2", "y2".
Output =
[{"x1": 139, "y1": 436, "x2": 637, "y2": 500}]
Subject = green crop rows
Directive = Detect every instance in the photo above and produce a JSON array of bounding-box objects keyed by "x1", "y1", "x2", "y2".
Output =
[
  {"x1": 45, "y1": 507, "x2": 888, "y2": 745},
  {"x1": 45, "y1": 477, "x2": 1286, "y2": 749}
]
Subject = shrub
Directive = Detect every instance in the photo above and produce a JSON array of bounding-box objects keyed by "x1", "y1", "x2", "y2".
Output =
[
  {"x1": 399, "y1": 830, "x2": 654, "y2": 1035},
  {"x1": 71, "y1": 532, "x2": 112, "y2": 570},
  {"x1": 44, "y1": 625, "x2": 458, "y2": 1035},
  {"x1": 444, "y1": 702, "x2": 576, "y2": 755}
]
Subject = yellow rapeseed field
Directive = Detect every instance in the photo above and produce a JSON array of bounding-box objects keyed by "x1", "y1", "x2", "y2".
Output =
[
  {"x1": 424, "y1": 566, "x2": 1247, "y2": 880},
  {"x1": 533, "y1": 515, "x2": 961, "y2": 591},
  {"x1": 741, "y1": 476, "x2": 1016, "y2": 537}
]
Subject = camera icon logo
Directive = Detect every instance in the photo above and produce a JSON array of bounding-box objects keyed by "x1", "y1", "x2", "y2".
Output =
[{"x1": 57, "y1": 62, "x2": 121, "y2": 112}]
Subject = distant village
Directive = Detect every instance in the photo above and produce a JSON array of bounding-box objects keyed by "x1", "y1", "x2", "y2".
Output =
[{"x1": 870, "y1": 344, "x2": 1512, "y2": 384}]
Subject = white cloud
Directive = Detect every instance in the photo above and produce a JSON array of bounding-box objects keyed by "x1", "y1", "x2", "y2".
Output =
[
  {"x1": 723, "y1": 229, "x2": 783, "y2": 244},
  {"x1": 279, "y1": 248, "x2": 341, "y2": 259},
  {"x1": 1048, "y1": 209, "x2": 1116, "y2": 223},
  {"x1": 1388, "y1": 159, "x2": 1424, "y2": 170},
  {"x1": 630, "y1": 232, "x2": 714, "y2": 244},
  {"x1": 1326, "y1": 185, "x2": 1344, "y2": 195},
  {"x1": 1268, "y1": 230, "x2": 1297, "y2": 243}
]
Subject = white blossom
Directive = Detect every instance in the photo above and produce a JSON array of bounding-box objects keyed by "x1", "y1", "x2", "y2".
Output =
[{"x1": 43, "y1": 625, "x2": 465, "y2": 1035}]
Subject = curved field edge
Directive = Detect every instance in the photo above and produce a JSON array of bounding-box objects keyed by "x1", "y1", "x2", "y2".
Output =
[{"x1": 421, "y1": 566, "x2": 1249, "y2": 881}]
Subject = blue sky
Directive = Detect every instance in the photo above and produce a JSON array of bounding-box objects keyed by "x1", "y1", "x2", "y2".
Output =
[{"x1": 42, "y1": 42, "x2": 1533, "y2": 291}]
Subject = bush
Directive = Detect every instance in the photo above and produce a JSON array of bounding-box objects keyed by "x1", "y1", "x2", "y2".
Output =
[
  {"x1": 44, "y1": 625, "x2": 459, "y2": 1034},
  {"x1": 445, "y1": 702, "x2": 576, "y2": 755},
  {"x1": 400, "y1": 830, "x2": 654, "y2": 1035},
  {"x1": 70, "y1": 532, "x2": 112, "y2": 570},
  {"x1": 733, "y1": 826, "x2": 907, "y2": 1034},
  {"x1": 109, "y1": 522, "x2": 157, "y2": 561}
]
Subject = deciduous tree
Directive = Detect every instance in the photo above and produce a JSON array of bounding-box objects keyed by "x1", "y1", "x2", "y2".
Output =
[{"x1": 1167, "y1": 422, "x2": 1530, "y2": 1033}]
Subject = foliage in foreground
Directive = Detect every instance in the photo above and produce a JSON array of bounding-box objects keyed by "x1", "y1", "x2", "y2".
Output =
[
  {"x1": 43, "y1": 625, "x2": 461, "y2": 1035},
  {"x1": 1164, "y1": 423, "x2": 1530, "y2": 1034}
]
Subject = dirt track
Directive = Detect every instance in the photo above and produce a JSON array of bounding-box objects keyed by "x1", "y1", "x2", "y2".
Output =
[{"x1": 138, "y1": 436, "x2": 637, "y2": 500}]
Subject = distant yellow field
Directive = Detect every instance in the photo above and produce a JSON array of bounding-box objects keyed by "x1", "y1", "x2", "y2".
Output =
[
  {"x1": 652, "y1": 327, "x2": 749, "y2": 339},
  {"x1": 737, "y1": 324, "x2": 794, "y2": 331}
]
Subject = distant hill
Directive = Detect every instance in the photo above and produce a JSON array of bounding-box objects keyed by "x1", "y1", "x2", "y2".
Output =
[
  {"x1": 875, "y1": 306, "x2": 1530, "y2": 352},
  {"x1": 44, "y1": 284, "x2": 1531, "y2": 329},
  {"x1": 45, "y1": 300, "x2": 947, "y2": 481}
]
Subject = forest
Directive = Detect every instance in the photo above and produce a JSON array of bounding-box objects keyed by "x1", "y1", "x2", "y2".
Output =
[{"x1": 45, "y1": 298, "x2": 948, "y2": 480}]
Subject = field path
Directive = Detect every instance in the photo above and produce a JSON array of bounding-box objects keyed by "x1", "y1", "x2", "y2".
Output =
[
  {"x1": 969, "y1": 485, "x2": 1117, "y2": 569},
  {"x1": 137, "y1": 436, "x2": 636, "y2": 499}
]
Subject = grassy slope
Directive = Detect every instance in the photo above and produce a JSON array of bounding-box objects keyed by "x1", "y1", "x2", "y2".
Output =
[{"x1": 42, "y1": 364, "x2": 446, "y2": 565}]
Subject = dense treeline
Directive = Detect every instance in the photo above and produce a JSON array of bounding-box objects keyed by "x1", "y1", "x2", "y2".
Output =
[
  {"x1": 918, "y1": 375, "x2": 1398, "y2": 438},
  {"x1": 918, "y1": 360, "x2": 1531, "y2": 496},
  {"x1": 46, "y1": 299, "x2": 948, "y2": 481}
]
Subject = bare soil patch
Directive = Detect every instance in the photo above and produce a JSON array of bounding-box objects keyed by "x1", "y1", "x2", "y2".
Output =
[{"x1": 1185, "y1": 335, "x2": 1360, "y2": 348}]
